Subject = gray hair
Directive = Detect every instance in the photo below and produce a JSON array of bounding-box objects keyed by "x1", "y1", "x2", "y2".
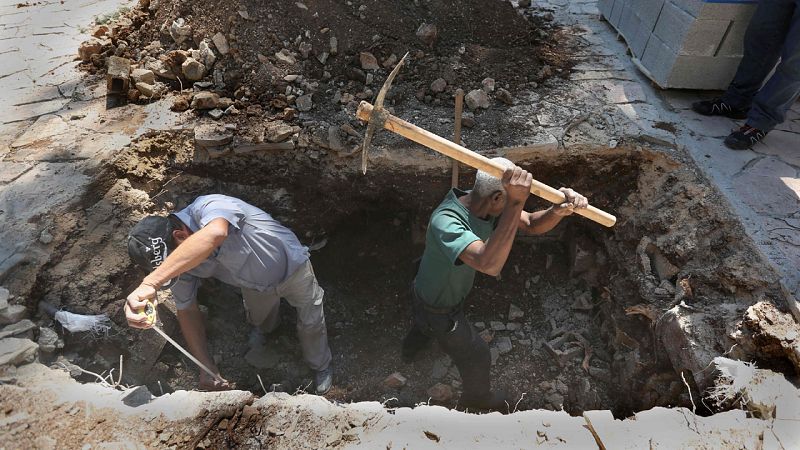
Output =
[{"x1": 472, "y1": 157, "x2": 514, "y2": 198}]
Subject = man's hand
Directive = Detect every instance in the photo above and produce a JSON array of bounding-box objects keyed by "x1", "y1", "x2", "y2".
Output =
[
  {"x1": 124, "y1": 282, "x2": 157, "y2": 329},
  {"x1": 502, "y1": 166, "x2": 533, "y2": 205},
  {"x1": 199, "y1": 371, "x2": 233, "y2": 391},
  {"x1": 553, "y1": 187, "x2": 589, "y2": 216}
]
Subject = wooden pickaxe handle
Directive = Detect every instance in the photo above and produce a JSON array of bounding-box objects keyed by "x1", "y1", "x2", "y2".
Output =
[{"x1": 357, "y1": 101, "x2": 616, "y2": 227}]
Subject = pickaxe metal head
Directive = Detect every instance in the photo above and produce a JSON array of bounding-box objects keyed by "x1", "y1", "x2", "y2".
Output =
[{"x1": 360, "y1": 52, "x2": 410, "y2": 174}]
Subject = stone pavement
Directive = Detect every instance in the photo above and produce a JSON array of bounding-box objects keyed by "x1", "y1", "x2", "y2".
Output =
[
  {"x1": 0, "y1": 0, "x2": 180, "y2": 280},
  {"x1": 533, "y1": 0, "x2": 800, "y2": 299}
]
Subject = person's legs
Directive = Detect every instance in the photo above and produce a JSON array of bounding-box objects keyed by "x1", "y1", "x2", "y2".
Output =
[
  {"x1": 722, "y1": 0, "x2": 796, "y2": 109},
  {"x1": 745, "y1": 3, "x2": 800, "y2": 132},
  {"x1": 402, "y1": 321, "x2": 432, "y2": 362},
  {"x1": 279, "y1": 260, "x2": 332, "y2": 372},
  {"x1": 241, "y1": 287, "x2": 281, "y2": 334},
  {"x1": 434, "y1": 310, "x2": 492, "y2": 402}
]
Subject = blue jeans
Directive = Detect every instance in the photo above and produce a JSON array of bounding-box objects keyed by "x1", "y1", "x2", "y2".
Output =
[{"x1": 722, "y1": 0, "x2": 800, "y2": 132}]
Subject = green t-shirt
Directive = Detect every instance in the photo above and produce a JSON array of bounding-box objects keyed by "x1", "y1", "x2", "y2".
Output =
[{"x1": 414, "y1": 189, "x2": 496, "y2": 308}]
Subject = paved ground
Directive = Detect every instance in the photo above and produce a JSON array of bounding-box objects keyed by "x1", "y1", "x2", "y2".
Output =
[
  {"x1": 538, "y1": 0, "x2": 800, "y2": 298},
  {"x1": 0, "y1": 0, "x2": 180, "y2": 280}
]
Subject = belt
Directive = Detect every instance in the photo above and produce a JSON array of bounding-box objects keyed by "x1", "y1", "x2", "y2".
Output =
[{"x1": 412, "y1": 286, "x2": 462, "y2": 315}]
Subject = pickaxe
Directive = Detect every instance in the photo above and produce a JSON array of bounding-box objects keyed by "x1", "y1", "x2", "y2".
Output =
[{"x1": 356, "y1": 55, "x2": 617, "y2": 228}]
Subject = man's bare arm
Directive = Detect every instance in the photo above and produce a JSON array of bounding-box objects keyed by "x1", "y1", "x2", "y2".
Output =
[{"x1": 518, "y1": 188, "x2": 588, "y2": 235}]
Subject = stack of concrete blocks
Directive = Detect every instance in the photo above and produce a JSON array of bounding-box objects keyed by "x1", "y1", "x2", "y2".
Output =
[{"x1": 598, "y1": 0, "x2": 758, "y2": 89}]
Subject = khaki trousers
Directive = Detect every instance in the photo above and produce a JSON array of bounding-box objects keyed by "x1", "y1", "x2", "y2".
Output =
[{"x1": 241, "y1": 260, "x2": 332, "y2": 371}]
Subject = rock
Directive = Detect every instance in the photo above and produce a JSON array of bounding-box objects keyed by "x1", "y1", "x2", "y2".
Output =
[
  {"x1": 519, "y1": 0, "x2": 531, "y2": 7},
  {"x1": 0, "y1": 287, "x2": 8, "y2": 311},
  {"x1": 490, "y1": 347, "x2": 500, "y2": 366},
  {"x1": 198, "y1": 40, "x2": 217, "y2": 68},
  {"x1": 416, "y1": 23, "x2": 438, "y2": 47},
  {"x1": 508, "y1": 304, "x2": 524, "y2": 321},
  {"x1": 0, "y1": 305, "x2": 26, "y2": 325},
  {"x1": 131, "y1": 68, "x2": 155, "y2": 85},
  {"x1": 171, "y1": 96, "x2": 190, "y2": 112},
  {"x1": 298, "y1": 42, "x2": 312, "y2": 59},
  {"x1": 506, "y1": 323, "x2": 520, "y2": 331},
  {"x1": 461, "y1": 116, "x2": 477, "y2": 128},
  {"x1": 481, "y1": 78, "x2": 495, "y2": 92},
  {"x1": 496, "y1": 88, "x2": 514, "y2": 106},
  {"x1": 195, "y1": 124, "x2": 233, "y2": 146},
  {"x1": 465, "y1": 89, "x2": 490, "y2": 110},
  {"x1": 275, "y1": 49, "x2": 297, "y2": 65},
  {"x1": 212, "y1": 33, "x2": 229, "y2": 55},
  {"x1": 431, "y1": 358, "x2": 449, "y2": 379},
  {"x1": 427, "y1": 383, "x2": 453, "y2": 402},
  {"x1": 430, "y1": 78, "x2": 447, "y2": 93},
  {"x1": 208, "y1": 108, "x2": 224, "y2": 120},
  {"x1": 78, "y1": 38, "x2": 103, "y2": 62},
  {"x1": 265, "y1": 121, "x2": 295, "y2": 142},
  {"x1": 0, "y1": 320, "x2": 36, "y2": 340},
  {"x1": 242, "y1": 405, "x2": 259, "y2": 422},
  {"x1": 495, "y1": 336, "x2": 513, "y2": 355},
  {"x1": 136, "y1": 81, "x2": 163, "y2": 98},
  {"x1": 169, "y1": 18, "x2": 192, "y2": 45},
  {"x1": 121, "y1": 385, "x2": 152, "y2": 407},
  {"x1": 191, "y1": 92, "x2": 221, "y2": 109},
  {"x1": 327, "y1": 126, "x2": 344, "y2": 152},
  {"x1": 490, "y1": 321, "x2": 506, "y2": 331},
  {"x1": 479, "y1": 329, "x2": 494, "y2": 344},
  {"x1": 382, "y1": 53, "x2": 398, "y2": 69},
  {"x1": 316, "y1": 52, "x2": 329, "y2": 64},
  {"x1": 545, "y1": 391, "x2": 564, "y2": 408},
  {"x1": 0, "y1": 338, "x2": 38, "y2": 367},
  {"x1": 245, "y1": 346, "x2": 279, "y2": 369},
  {"x1": 329, "y1": 36, "x2": 338, "y2": 55},
  {"x1": 146, "y1": 59, "x2": 177, "y2": 80},
  {"x1": 295, "y1": 94, "x2": 313, "y2": 112},
  {"x1": 106, "y1": 56, "x2": 132, "y2": 94},
  {"x1": 182, "y1": 57, "x2": 206, "y2": 81},
  {"x1": 360, "y1": 52, "x2": 379, "y2": 70},
  {"x1": 474, "y1": 321, "x2": 485, "y2": 329},
  {"x1": 384, "y1": 372, "x2": 407, "y2": 389},
  {"x1": 37, "y1": 327, "x2": 62, "y2": 353},
  {"x1": 346, "y1": 67, "x2": 367, "y2": 83}
]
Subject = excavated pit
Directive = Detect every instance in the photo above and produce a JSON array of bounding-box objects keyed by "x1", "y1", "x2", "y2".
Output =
[{"x1": 20, "y1": 129, "x2": 787, "y2": 420}]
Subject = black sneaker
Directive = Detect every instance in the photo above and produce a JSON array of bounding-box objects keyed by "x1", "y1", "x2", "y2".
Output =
[
  {"x1": 691, "y1": 98, "x2": 748, "y2": 120},
  {"x1": 459, "y1": 390, "x2": 510, "y2": 412},
  {"x1": 724, "y1": 125, "x2": 767, "y2": 150}
]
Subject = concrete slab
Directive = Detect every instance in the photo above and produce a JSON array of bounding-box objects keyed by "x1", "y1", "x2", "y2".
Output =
[
  {"x1": 755, "y1": 130, "x2": 800, "y2": 168},
  {"x1": 732, "y1": 157, "x2": 799, "y2": 218}
]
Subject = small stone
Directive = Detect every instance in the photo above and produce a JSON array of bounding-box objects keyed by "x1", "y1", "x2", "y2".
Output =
[
  {"x1": 506, "y1": 322, "x2": 520, "y2": 331},
  {"x1": 481, "y1": 78, "x2": 495, "y2": 92},
  {"x1": 474, "y1": 321, "x2": 485, "y2": 329},
  {"x1": 0, "y1": 305, "x2": 26, "y2": 325},
  {"x1": 329, "y1": 36, "x2": 338, "y2": 55},
  {"x1": 212, "y1": 33, "x2": 229, "y2": 55},
  {"x1": 430, "y1": 78, "x2": 447, "y2": 93},
  {"x1": 78, "y1": 38, "x2": 103, "y2": 62},
  {"x1": 519, "y1": 0, "x2": 531, "y2": 7},
  {"x1": 171, "y1": 96, "x2": 190, "y2": 112},
  {"x1": 360, "y1": 52, "x2": 379, "y2": 70},
  {"x1": 382, "y1": 54, "x2": 398, "y2": 69},
  {"x1": 298, "y1": 42, "x2": 313, "y2": 59},
  {"x1": 37, "y1": 229, "x2": 53, "y2": 244},
  {"x1": 0, "y1": 320, "x2": 36, "y2": 340},
  {"x1": 461, "y1": 116, "x2": 476, "y2": 128},
  {"x1": 431, "y1": 358, "x2": 448, "y2": 379},
  {"x1": 122, "y1": 385, "x2": 152, "y2": 407},
  {"x1": 169, "y1": 18, "x2": 192, "y2": 45},
  {"x1": 295, "y1": 94, "x2": 313, "y2": 112},
  {"x1": 131, "y1": 68, "x2": 155, "y2": 85},
  {"x1": 427, "y1": 383, "x2": 453, "y2": 402},
  {"x1": 384, "y1": 372, "x2": 407, "y2": 389},
  {"x1": 508, "y1": 304, "x2": 524, "y2": 321},
  {"x1": 416, "y1": 23, "x2": 438, "y2": 47},
  {"x1": 0, "y1": 288, "x2": 8, "y2": 311},
  {"x1": 490, "y1": 348, "x2": 500, "y2": 366},
  {"x1": 490, "y1": 321, "x2": 506, "y2": 331},
  {"x1": 191, "y1": 92, "x2": 221, "y2": 110},
  {"x1": 0, "y1": 338, "x2": 38, "y2": 367},
  {"x1": 208, "y1": 109, "x2": 224, "y2": 120},
  {"x1": 327, "y1": 126, "x2": 344, "y2": 152},
  {"x1": 496, "y1": 88, "x2": 514, "y2": 106},
  {"x1": 479, "y1": 329, "x2": 494, "y2": 344},
  {"x1": 198, "y1": 40, "x2": 217, "y2": 68},
  {"x1": 495, "y1": 336, "x2": 513, "y2": 355},
  {"x1": 265, "y1": 121, "x2": 295, "y2": 142},
  {"x1": 546, "y1": 392, "x2": 564, "y2": 408},
  {"x1": 519, "y1": 339, "x2": 532, "y2": 346},
  {"x1": 275, "y1": 49, "x2": 297, "y2": 65},
  {"x1": 181, "y1": 58, "x2": 206, "y2": 81},
  {"x1": 195, "y1": 124, "x2": 232, "y2": 146},
  {"x1": 465, "y1": 89, "x2": 490, "y2": 110},
  {"x1": 136, "y1": 81, "x2": 162, "y2": 98},
  {"x1": 37, "y1": 327, "x2": 62, "y2": 353}
]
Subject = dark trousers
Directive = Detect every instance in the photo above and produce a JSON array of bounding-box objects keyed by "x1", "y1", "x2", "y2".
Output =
[
  {"x1": 402, "y1": 289, "x2": 491, "y2": 400},
  {"x1": 722, "y1": 0, "x2": 800, "y2": 131}
]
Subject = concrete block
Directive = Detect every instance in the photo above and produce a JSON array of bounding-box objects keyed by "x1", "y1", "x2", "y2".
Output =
[
  {"x1": 634, "y1": 0, "x2": 666, "y2": 28},
  {"x1": 717, "y1": 19, "x2": 749, "y2": 57},
  {"x1": 654, "y1": 2, "x2": 730, "y2": 56},
  {"x1": 618, "y1": 2, "x2": 638, "y2": 40},
  {"x1": 640, "y1": 32, "x2": 679, "y2": 87},
  {"x1": 670, "y1": 0, "x2": 757, "y2": 20},
  {"x1": 609, "y1": 0, "x2": 627, "y2": 27},
  {"x1": 667, "y1": 55, "x2": 741, "y2": 89},
  {"x1": 106, "y1": 56, "x2": 131, "y2": 95},
  {"x1": 598, "y1": 0, "x2": 615, "y2": 18}
]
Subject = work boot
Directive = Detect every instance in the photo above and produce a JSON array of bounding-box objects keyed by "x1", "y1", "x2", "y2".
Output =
[
  {"x1": 458, "y1": 390, "x2": 510, "y2": 413},
  {"x1": 691, "y1": 98, "x2": 748, "y2": 120},
  {"x1": 315, "y1": 365, "x2": 333, "y2": 395},
  {"x1": 724, "y1": 124, "x2": 767, "y2": 150}
]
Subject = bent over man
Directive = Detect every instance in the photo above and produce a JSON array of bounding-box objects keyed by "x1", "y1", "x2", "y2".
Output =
[
  {"x1": 124, "y1": 194, "x2": 333, "y2": 393},
  {"x1": 402, "y1": 158, "x2": 588, "y2": 411}
]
